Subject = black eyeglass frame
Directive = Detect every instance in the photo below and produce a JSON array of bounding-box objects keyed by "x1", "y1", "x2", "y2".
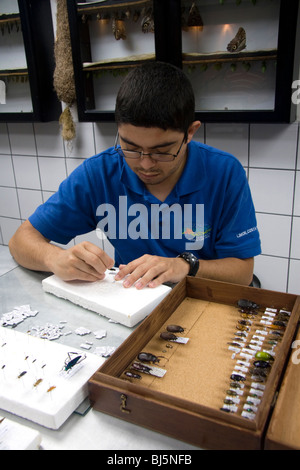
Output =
[{"x1": 114, "y1": 131, "x2": 187, "y2": 163}]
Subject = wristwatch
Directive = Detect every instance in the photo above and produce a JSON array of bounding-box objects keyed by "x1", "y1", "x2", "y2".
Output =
[{"x1": 177, "y1": 252, "x2": 199, "y2": 277}]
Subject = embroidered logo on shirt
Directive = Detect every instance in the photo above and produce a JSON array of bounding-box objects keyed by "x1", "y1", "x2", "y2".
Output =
[
  {"x1": 183, "y1": 224, "x2": 212, "y2": 241},
  {"x1": 236, "y1": 226, "x2": 258, "y2": 238}
]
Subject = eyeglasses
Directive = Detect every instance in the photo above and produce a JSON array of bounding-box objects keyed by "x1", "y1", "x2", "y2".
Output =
[{"x1": 114, "y1": 131, "x2": 186, "y2": 163}]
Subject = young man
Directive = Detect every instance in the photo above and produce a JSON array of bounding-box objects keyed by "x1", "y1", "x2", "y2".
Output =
[{"x1": 9, "y1": 62, "x2": 261, "y2": 289}]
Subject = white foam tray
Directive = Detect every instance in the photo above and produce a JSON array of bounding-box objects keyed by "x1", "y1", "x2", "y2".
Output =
[
  {"x1": 42, "y1": 272, "x2": 172, "y2": 327},
  {"x1": 0, "y1": 415, "x2": 42, "y2": 450},
  {"x1": 0, "y1": 327, "x2": 104, "y2": 430}
]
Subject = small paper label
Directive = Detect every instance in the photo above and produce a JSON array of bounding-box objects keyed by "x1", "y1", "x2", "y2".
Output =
[
  {"x1": 171, "y1": 337, "x2": 189, "y2": 344},
  {"x1": 131, "y1": 362, "x2": 167, "y2": 377}
]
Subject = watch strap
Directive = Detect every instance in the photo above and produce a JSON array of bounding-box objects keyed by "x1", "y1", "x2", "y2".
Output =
[{"x1": 177, "y1": 252, "x2": 199, "y2": 277}]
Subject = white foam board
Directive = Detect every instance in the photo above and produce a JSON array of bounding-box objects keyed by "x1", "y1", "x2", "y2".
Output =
[
  {"x1": 42, "y1": 272, "x2": 172, "y2": 327},
  {"x1": 0, "y1": 415, "x2": 42, "y2": 450},
  {"x1": 0, "y1": 327, "x2": 105, "y2": 430}
]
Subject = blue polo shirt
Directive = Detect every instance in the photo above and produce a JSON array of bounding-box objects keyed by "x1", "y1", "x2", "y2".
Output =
[{"x1": 29, "y1": 141, "x2": 261, "y2": 265}]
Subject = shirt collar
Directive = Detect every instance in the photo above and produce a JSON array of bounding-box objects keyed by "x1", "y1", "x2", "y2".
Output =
[{"x1": 175, "y1": 141, "x2": 207, "y2": 196}]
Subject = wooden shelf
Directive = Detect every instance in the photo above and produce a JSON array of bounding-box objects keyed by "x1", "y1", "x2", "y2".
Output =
[
  {"x1": 0, "y1": 0, "x2": 61, "y2": 123},
  {"x1": 77, "y1": 0, "x2": 151, "y2": 15},
  {"x1": 82, "y1": 49, "x2": 277, "y2": 74},
  {"x1": 0, "y1": 68, "x2": 28, "y2": 78},
  {"x1": 0, "y1": 13, "x2": 20, "y2": 24},
  {"x1": 182, "y1": 49, "x2": 277, "y2": 66},
  {"x1": 83, "y1": 53, "x2": 155, "y2": 72}
]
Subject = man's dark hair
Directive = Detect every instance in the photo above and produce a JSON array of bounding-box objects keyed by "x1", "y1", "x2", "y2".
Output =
[{"x1": 115, "y1": 61, "x2": 195, "y2": 135}]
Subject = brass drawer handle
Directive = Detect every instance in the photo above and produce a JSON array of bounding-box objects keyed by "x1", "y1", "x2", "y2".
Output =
[{"x1": 120, "y1": 394, "x2": 131, "y2": 414}]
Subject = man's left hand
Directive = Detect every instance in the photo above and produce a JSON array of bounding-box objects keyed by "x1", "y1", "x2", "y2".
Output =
[{"x1": 114, "y1": 254, "x2": 190, "y2": 289}]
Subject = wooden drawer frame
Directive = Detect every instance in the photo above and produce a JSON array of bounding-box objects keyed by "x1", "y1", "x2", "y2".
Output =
[{"x1": 88, "y1": 277, "x2": 300, "y2": 450}]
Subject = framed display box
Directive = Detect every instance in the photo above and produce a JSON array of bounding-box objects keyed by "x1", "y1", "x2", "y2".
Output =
[
  {"x1": 67, "y1": 0, "x2": 300, "y2": 123},
  {"x1": 0, "y1": 0, "x2": 61, "y2": 122},
  {"x1": 88, "y1": 277, "x2": 300, "y2": 450}
]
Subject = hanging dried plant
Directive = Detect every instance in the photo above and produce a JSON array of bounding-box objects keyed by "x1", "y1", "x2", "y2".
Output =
[
  {"x1": 59, "y1": 107, "x2": 76, "y2": 142},
  {"x1": 54, "y1": 0, "x2": 76, "y2": 142}
]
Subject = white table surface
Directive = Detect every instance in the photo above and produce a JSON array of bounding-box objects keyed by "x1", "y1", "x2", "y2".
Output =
[{"x1": 0, "y1": 246, "x2": 199, "y2": 452}]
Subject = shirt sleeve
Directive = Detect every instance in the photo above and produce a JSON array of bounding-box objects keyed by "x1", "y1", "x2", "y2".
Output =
[
  {"x1": 213, "y1": 161, "x2": 261, "y2": 259},
  {"x1": 28, "y1": 161, "x2": 97, "y2": 244}
]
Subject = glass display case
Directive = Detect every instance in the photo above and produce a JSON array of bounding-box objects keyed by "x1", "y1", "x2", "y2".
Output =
[
  {"x1": 67, "y1": 0, "x2": 300, "y2": 122},
  {"x1": 0, "y1": 0, "x2": 60, "y2": 122},
  {"x1": 181, "y1": 0, "x2": 300, "y2": 122}
]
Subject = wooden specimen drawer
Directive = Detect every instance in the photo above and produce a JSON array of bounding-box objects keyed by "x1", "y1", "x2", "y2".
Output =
[
  {"x1": 265, "y1": 324, "x2": 300, "y2": 450},
  {"x1": 88, "y1": 277, "x2": 300, "y2": 450}
]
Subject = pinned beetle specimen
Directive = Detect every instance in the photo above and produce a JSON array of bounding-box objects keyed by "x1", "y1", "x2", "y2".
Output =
[
  {"x1": 17, "y1": 371, "x2": 27, "y2": 379},
  {"x1": 160, "y1": 331, "x2": 178, "y2": 341},
  {"x1": 62, "y1": 352, "x2": 86, "y2": 372},
  {"x1": 230, "y1": 373, "x2": 246, "y2": 382},
  {"x1": 124, "y1": 371, "x2": 142, "y2": 380},
  {"x1": 131, "y1": 362, "x2": 152, "y2": 374},
  {"x1": 255, "y1": 351, "x2": 274, "y2": 361},
  {"x1": 33, "y1": 378, "x2": 43, "y2": 388},
  {"x1": 253, "y1": 360, "x2": 271, "y2": 369},
  {"x1": 166, "y1": 324, "x2": 184, "y2": 333},
  {"x1": 137, "y1": 352, "x2": 163, "y2": 364},
  {"x1": 237, "y1": 299, "x2": 260, "y2": 310}
]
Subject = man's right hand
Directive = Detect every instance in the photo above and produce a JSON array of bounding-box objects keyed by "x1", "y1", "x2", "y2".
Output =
[
  {"x1": 9, "y1": 220, "x2": 114, "y2": 282},
  {"x1": 48, "y1": 241, "x2": 115, "y2": 282}
]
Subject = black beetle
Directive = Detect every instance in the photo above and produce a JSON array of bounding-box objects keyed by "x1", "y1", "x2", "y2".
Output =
[
  {"x1": 124, "y1": 371, "x2": 142, "y2": 379},
  {"x1": 131, "y1": 362, "x2": 152, "y2": 373},
  {"x1": 253, "y1": 360, "x2": 271, "y2": 369},
  {"x1": 160, "y1": 331, "x2": 178, "y2": 341},
  {"x1": 237, "y1": 299, "x2": 260, "y2": 310},
  {"x1": 137, "y1": 352, "x2": 161, "y2": 364},
  {"x1": 166, "y1": 324, "x2": 184, "y2": 333},
  {"x1": 230, "y1": 373, "x2": 246, "y2": 382}
]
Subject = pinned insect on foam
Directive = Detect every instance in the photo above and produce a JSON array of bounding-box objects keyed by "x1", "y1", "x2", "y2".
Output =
[
  {"x1": 17, "y1": 371, "x2": 27, "y2": 379},
  {"x1": 62, "y1": 352, "x2": 87, "y2": 373},
  {"x1": 33, "y1": 378, "x2": 43, "y2": 388}
]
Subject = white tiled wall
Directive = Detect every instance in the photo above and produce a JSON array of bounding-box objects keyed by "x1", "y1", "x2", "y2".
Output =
[{"x1": 0, "y1": 119, "x2": 299, "y2": 295}]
